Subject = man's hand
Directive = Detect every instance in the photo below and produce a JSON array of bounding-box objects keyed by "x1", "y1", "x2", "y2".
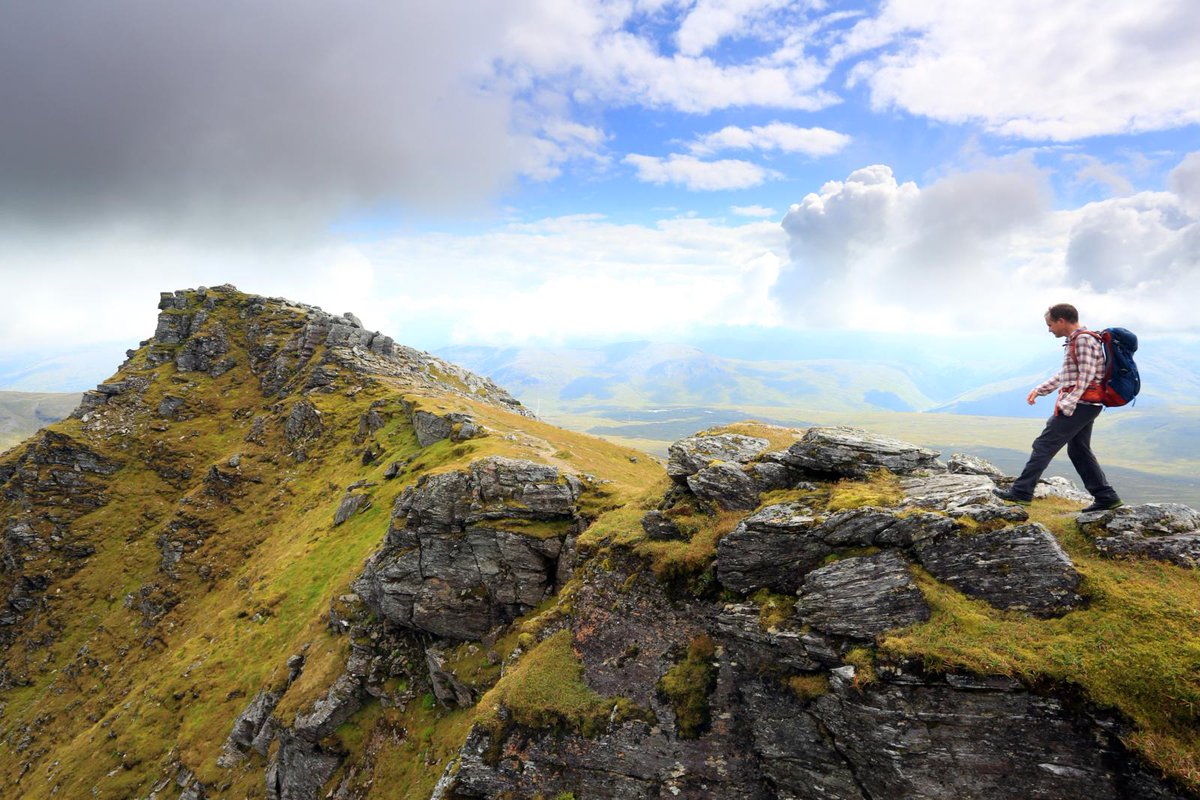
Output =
[{"x1": 1026, "y1": 390, "x2": 1039, "y2": 405}]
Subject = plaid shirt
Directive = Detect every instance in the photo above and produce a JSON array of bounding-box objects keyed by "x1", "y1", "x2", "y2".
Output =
[{"x1": 1034, "y1": 329, "x2": 1105, "y2": 416}]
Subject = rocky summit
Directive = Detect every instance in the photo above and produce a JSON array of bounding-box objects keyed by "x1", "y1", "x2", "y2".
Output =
[{"x1": 1, "y1": 287, "x2": 1198, "y2": 800}]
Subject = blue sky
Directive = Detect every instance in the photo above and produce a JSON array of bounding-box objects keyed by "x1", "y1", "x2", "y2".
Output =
[{"x1": 1, "y1": 0, "x2": 1198, "y2": 385}]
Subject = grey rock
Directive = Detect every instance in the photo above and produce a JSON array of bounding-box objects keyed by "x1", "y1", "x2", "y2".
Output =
[
  {"x1": 426, "y1": 643, "x2": 475, "y2": 708},
  {"x1": 948, "y1": 453, "x2": 1006, "y2": 478},
  {"x1": 175, "y1": 322, "x2": 234, "y2": 376},
  {"x1": 686, "y1": 459, "x2": 760, "y2": 510},
  {"x1": 641, "y1": 510, "x2": 685, "y2": 541},
  {"x1": 714, "y1": 604, "x2": 822, "y2": 672},
  {"x1": 716, "y1": 504, "x2": 927, "y2": 595},
  {"x1": 810, "y1": 671, "x2": 1164, "y2": 800},
  {"x1": 382, "y1": 459, "x2": 408, "y2": 480},
  {"x1": 666, "y1": 433, "x2": 769, "y2": 482},
  {"x1": 1080, "y1": 504, "x2": 1200, "y2": 568},
  {"x1": 265, "y1": 731, "x2": 342, "y2": 800},
  {"x1": 354, "y1": 458, "x2": 580, "y2": 640},
  {"x1": 745, "y1": 460, "x2": 798, "y2": 491},
  {"x1": 913, "y1": 523, "x2": 1083, "y2": 617},
  {"x1": 716, "y1": 514, "x2": 825, "y2": 594},
  {"x1": 782, "y1": 425, "x2": 943, "y2": 478},
  {"x1": 1036, "y1": 475, "x2": 1093, "y2": 503},
  {"x1": 412, "y1": 409, "x2": 478, "y2": 447},
  {"x1": 797, "y1": 551, "x2": 929, "y2": 639},
  {"x1": 900, "y1": 472, "x2": 999, "y2": 512},
  {"x1": 332, "y1": 493, "x2": 370, "y2": 526},
  {"x1": 947, "y1": 503, "x2": 1030, "y2": 523},
  {"x1": 218, "y1": 689, "x2": 281, "y2": 766},
  {"x1": 741, "y1": 678, "x2": 867, "y2": 800},
  {"x1": 284, "y1": 399, "x2": 323, "y2": 445},
  {"x1": 156, "y1": 396, "x2": 186, "y2": 419}
]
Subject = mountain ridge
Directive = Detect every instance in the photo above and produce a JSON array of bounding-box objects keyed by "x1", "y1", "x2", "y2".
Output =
[{"x1": 0, "y1": 286, "x2": 1197, "y2": 799}]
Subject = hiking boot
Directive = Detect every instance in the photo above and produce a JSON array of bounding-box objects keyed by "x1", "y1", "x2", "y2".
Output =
[
  {"x1": 992, "y1": 488, "x2": 1032, "y2": 506},
  {"x1": 1080, "y1": 498, "x2": 1123, "y2": 514}
]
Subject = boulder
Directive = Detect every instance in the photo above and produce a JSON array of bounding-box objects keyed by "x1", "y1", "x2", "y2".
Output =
[
  {"x1": 1079, "y1": 504, "x2": 1200, "y2": 568},
  {"x1": 641, "y1": 510, "x2": 685, "y2": 541},
  {"x1": 796, "y1": 551, "x2": 930, "y2": 639},
  {"x1": 716, "y1": 504, "x2": 826, "y2": 594},
  {"x1": 912, "y1": 523, "x2": 1083, "y2": 617},
  {"x1": 333, "y1": 493, "x2": 370, "y2": 526},
  {"x1": 666, "y1": 433, "x2": 769, "y2": 482},
  {"x1": 948, "y1": 453, "x2": 1006, "y2": 478},
  {"x1": 1035, "y1": 476, "x2": 1092, "y2": 504},
  {"x1": 782, "y1": 426, "x2": 942, "y2": 478},
  {"x1": 900, "y1": 472, "x2": 1000, "y2": 512},
  {"x1": 685, "y1": 460, "x2": 760, "y2": 510}
]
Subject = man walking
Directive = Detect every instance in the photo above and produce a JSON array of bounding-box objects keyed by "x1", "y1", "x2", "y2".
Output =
[{"x1": 994, "y1": 303, "x2": 1122, "y2": 513}]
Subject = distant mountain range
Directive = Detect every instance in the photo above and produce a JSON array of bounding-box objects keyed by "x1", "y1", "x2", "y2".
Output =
[{"x1": 438, "y1": 335, "x2": 1200, "y2": 419}]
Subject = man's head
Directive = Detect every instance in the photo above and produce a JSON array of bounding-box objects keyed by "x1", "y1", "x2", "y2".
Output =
[{"x1": 1045, "y1": 303, "x2": 1080, "y2": 338}]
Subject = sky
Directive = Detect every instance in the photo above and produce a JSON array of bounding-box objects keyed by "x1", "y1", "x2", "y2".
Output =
[{"x1": 1, "y1": 0, "x2": 1199, "y2": 387}]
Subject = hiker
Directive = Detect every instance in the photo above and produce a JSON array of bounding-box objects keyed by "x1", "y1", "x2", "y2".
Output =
[{"x1": 993, "y1": 303, "x2": 1122, "y2": 513}]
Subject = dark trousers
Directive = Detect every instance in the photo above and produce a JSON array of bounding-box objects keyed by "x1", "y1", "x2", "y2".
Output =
[{"x1": 1011, "y1": 404, "x2": 1119, "y2": 502}]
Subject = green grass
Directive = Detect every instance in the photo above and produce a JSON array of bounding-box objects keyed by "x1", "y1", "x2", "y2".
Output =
[{"x1": 656, "y1": 634, "x2": 718, "y2": 739}]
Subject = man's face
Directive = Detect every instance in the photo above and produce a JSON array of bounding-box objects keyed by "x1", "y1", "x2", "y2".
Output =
[{"x1": 1045, "y1": 315, "x2": 1070, "y2": 337}]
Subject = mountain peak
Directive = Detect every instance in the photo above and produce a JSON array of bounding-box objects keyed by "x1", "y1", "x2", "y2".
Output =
[{"x1": 76, "y1": 285, "x2": 529, "y2": 422}]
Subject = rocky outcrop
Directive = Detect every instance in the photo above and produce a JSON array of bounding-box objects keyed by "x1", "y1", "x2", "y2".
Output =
[
  {"x1": 1079, "y1": 504, "x2": 1200, "y2": 568},
  {"x1": 912, "y1": 523, "x2": 1083, "y2": 616},
  {"x1": 715, "y1": 503, "x2": 951, "y2": 595},
  {"x1": 781, "y1": 426, "x2": 943, "y2": 478},
  {"x1": 438, "y1": 551, "x2": 1183, "y2": 800},
  {"x1": 353, "y1": 457, "x2": 583, "y2": 640},
  {"x1": 666, "y1": 432, "x2": 769, "y2": 483}
]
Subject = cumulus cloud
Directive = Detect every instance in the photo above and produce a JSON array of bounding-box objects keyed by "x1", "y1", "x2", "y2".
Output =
[
  {"x1": 774, "y1": 153, "x2": 1200, "y2": 333},
  {"x1": 843, "y1": 0, "x2": 1200, "y2": 140},
  {"x1": 776, "y1": 163, "x2": 1054, "y2": 326},
  {"x1": 624, "y1": 154, "x2": 780, "y2": 190},
  {"x1": 500, "y1": 0, "x2": 837, "y2": 114},
  {"x1": 688, "y1": 122, "x2": 851, "y2": 156},
  {"x1": 675, "y1": 0, "x2": 794, "y2": 56}
]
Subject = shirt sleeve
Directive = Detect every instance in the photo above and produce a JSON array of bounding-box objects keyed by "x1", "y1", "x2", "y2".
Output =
[{"x1": 1058, "y1": 334, "x2": 1104, "y2": 416}]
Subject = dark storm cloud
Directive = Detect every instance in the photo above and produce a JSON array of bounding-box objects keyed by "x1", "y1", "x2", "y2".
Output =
[{"x1": 0, "y1": 1, "x2": 522, "y2": 233}]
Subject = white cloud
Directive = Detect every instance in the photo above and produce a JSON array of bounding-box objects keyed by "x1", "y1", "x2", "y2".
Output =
[
  {"x1": 689, "y1": 122, "x2": 851, "y2": 156},
  {"x1": 731, "y1": 205, "x2": 779, "y2": 217},
  {"x1": 676, "y1": 0, "x2": 794, "y2": 56},
  {"x1": 843, "y1": 0, "x2": 1200, "y2": 140},
  {"x1": 0, "y1": 214, "x2": 789, "y2": 358},
  {"x1": 500, "y1": 0, "x2": 838, "y2": 113},
  {"x1": 624, "y1": 153, "x2": 780, "y2": 190},
  {"x1": 1169, "y1": 152, "x2": 1200, "y2": 216},
  {"x1": 774, "y1": 154, "x2": 1200, "y2": 334}
]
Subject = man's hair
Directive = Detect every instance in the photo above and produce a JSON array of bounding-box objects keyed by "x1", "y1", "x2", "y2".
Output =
[{"x1": 1046, "y1": 303, "x2": 1079, "y2": 323}]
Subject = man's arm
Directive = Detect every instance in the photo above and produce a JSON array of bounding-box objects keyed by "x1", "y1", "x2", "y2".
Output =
[{"x1": 1027, "y1": 373, "x2": 1062, "y2": 405}]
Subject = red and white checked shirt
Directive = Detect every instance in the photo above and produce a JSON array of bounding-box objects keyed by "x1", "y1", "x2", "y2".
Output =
[{"x1": 1034, "y1": 329, "x2": 1105, "y2": 416}]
